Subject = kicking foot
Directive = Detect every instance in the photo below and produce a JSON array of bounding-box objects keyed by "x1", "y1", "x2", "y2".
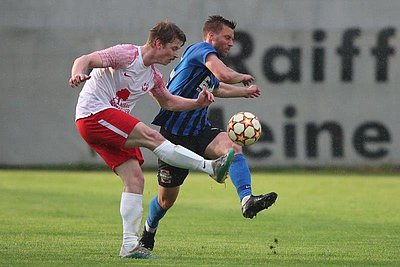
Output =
[
  {"x1": 242, "y1": 192, "x2": 278, "y2": 219},
  {"x1": 210, "y1": 148, "x2": 235, "y2": 183}
]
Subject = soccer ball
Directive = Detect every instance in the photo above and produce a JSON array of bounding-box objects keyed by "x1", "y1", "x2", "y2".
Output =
[{"x1": 227, "y1": 112, "x2": 262, "y2": 146}]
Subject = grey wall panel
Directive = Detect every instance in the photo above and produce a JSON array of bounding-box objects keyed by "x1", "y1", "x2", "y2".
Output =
[{"x1": 1, "y1": 0, "x2": 399, "y2": 167}]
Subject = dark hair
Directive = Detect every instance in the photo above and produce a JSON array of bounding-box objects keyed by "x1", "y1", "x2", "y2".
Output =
[
  {"x1": 202, "y1": 15, "x2": 236, "y2": 38},
  {"x1": 147, "y1": 21, "x2": 186, "y2": 47}
]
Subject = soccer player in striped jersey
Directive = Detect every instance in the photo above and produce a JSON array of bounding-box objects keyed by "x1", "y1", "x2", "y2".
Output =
[{"x1": 140, "y1": 15, "x2": 278, "y2": 252}]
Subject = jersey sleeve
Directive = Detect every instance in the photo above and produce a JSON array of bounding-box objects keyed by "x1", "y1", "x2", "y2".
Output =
[
  {"x1": 188, "y1": 43, "x2": 218, "y2": 66},
  {"x1": 95, "y1": 44, "x2": 138, "y2": 69}
]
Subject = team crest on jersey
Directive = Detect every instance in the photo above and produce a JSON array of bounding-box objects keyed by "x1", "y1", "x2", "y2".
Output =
[
  {"x1": 110, "y1": 88, "x2": 130, "y2": 112},
  {"x1": 142, "y1": 82, "x2": 149, "y2": 92}
]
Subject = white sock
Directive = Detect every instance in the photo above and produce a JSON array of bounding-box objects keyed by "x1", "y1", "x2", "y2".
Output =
[
  {"x1": 153, "y1": 140, "x2": 213, "y2": 174},
  {"x1": 145, "y1": 221, "x2": 157, "y2": 234},
  {"x1": 120, "y1": 192, "x2": 143, "y2": 250},
  {"x1": 241, "y1": 195, "x2": 251, "y2": 206}
]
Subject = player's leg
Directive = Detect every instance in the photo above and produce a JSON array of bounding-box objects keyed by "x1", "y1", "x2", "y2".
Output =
[
  {"x1": 124, "y1": 121, "x2": 234, "y2": 182},
  {"x1": 140, "y1": 186, "x2": 180, "y2": 250},
  {"x1": 204, "y1": 132, "x2": 253, "y2": 200},
  {"x1": 115, "y1": 159, "x2": 153, "y2": 258},
  {"x1": 75, "y1": 110, "x2": 152, "y2": 258},
  {"x1": 147, "y1": 186, "x2": 180, "y2": 230},
  {"x1": 140, "y1": 162, "x2": 188, "y2": 251},
  {"x1": 205, "y1": 132, "x2": 278, "y2": 219}
]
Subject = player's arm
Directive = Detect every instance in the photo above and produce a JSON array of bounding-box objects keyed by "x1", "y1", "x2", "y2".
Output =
[
  {"x1": 150, "y1": 79, "x2": 214, "y2": 111},
  {"x1": 69, "y1": 52, "x2": 103, "y2": 87},
  {"x1": 213, "y1": 82, "x2": 261, "y2": 99},
  {"x1": 205, "y1": 53, "x2": 254, "y2": 85}
]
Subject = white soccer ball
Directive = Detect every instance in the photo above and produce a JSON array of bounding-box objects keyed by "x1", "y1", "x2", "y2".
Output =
[{"x1": 227, "y1": 111, "x2": 262, "y2": 146}]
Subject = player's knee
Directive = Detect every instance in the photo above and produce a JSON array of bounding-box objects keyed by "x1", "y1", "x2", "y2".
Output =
[
  {"x1": 221, "y1": 133, "x2": 242, "y2": 154},
  {"x1": 221, "y1": 142, "x2": 242, "y2": 154}
]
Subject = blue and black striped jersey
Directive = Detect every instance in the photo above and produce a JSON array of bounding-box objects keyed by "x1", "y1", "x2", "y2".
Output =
[{"x1": 152, "y1": 42, "x2": 220, "y2": 136}]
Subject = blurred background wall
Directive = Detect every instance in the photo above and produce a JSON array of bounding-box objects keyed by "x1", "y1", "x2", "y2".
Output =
[{"x1": 1, "y1": 0, "x2": 399, "y2": 168}]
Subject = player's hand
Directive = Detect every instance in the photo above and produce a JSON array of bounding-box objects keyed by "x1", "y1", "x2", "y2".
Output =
[
  {"x1": 69, "y1": 74, "x2": 91, "y2": 88},
  {"x1": 242, "y1": 74, "x2": 254, "y2": 86},
  {"x1": 196, "y1": 87, "x2": 215, "y2": 107},
  {"x1": 244, "y1": 84, "x2": 261, "y2": 98}
]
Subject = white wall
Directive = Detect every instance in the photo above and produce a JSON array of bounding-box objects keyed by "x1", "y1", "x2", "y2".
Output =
[{"x1": 1, "y1": 0, "x2": 399, "y2": 167}]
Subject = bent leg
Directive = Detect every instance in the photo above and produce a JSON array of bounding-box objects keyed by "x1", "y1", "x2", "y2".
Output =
[
  {"x1": 146, "y1": 186, "x2": 180, "y2": 231},
  {"x1": 140, "y1": 160, "x2": 188, "y2": 251},
  {"x1": 140, "y1": 186, "x2": 180, "y2": 251},
  {"x1": 205, "y1": 132, "x2": 252, "y2": 202},
  {"x1": 124, "y1": 122, "x2": 232, "y2": 177},
  {"x1": 205, "y1": 132, "x2": 278, "y2": 218}
]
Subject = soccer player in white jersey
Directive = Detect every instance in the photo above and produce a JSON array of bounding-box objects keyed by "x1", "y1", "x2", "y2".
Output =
[{"x1": 68, "y1": 21, "x2": 234, "y2": 259}]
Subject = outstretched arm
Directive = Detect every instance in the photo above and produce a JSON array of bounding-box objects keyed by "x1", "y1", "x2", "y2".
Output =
[
  {"x1": 151, "y1": 83, "x2": 214, "y2": 111},
  {"x1": 213, "y1": 82, "x2": 261, "y2": 98},
  {"x1": 205, "y1": 53, "x2": 254, "y2": 85}
]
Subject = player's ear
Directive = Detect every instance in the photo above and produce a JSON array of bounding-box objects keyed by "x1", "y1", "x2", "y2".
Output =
[{"x1": 154, "y1": 39, "x2": 163, "y2": 49}]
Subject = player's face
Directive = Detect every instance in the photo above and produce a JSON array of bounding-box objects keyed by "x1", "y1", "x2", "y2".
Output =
[
  {"x1": 211, "y1": 25, "x2": 234, "y2": 57},
  {"x1": 158, "y1": 38, "x2": 183, "y2": 65}
]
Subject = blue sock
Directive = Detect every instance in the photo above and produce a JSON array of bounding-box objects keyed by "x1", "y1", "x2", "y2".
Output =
[
  {"x1": 229, "y1": 153, "x2": 252, "y2": 201},
  {"x1": 146, "y1": 196, "x2": 167, "y2": 229}
]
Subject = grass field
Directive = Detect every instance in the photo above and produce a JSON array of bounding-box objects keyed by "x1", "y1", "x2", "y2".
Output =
[{"x1": 0, "y1": 169, "x2": 399, "y2": 266}]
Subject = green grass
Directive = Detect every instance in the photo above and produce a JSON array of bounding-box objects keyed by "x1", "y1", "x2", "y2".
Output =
[{"x1": 0, "y1": 170, "x2": 399, "y2": 266}]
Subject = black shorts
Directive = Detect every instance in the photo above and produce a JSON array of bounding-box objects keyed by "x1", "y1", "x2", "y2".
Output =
[{"x1": 157, "y1": 127, "x2": 223, "y2": 188}]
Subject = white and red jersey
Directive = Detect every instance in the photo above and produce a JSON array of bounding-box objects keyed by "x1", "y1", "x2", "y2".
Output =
[{"x1": 75, "y1": 44, "x2": 165, "y2": 120}]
